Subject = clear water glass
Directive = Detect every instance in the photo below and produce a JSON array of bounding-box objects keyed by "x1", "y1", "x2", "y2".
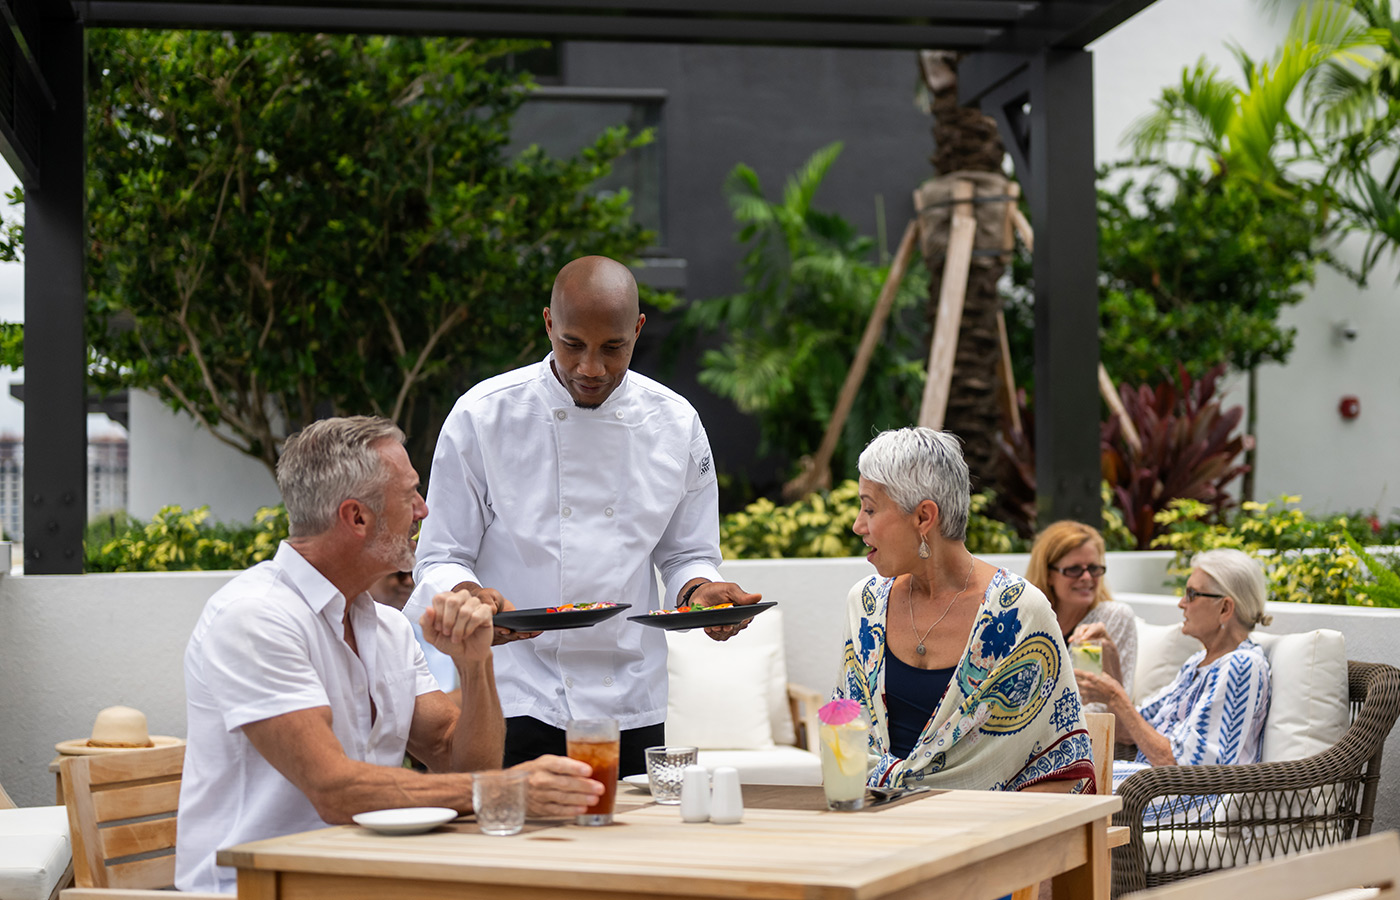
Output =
[{"x1": 472, "y1": 769, "x2": 527, "y2": 836}]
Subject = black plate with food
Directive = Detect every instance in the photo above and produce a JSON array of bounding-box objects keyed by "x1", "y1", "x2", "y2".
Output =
[
  {"x1": 493, "y1": 603, "x2": 631, "y2": 632},
  {"x1": 627, "y1": 601, "x2": 777, "y2": 631}
]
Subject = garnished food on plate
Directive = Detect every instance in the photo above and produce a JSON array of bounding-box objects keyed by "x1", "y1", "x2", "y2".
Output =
[
  {"x1": 649, "y1": 602, "x2": 736, "y2": 615},
  {"x1": 544, "y1": 602, "x2": 619, "y2": 613}
]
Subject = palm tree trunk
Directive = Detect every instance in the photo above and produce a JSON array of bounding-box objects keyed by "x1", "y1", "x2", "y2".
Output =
[{"x1": 918, "y1": 51, "x2": 1011, "y2": 491}]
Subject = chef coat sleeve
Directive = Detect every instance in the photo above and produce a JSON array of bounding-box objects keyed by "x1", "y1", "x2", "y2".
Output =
[
  {"x1": 408, "y1": 407, "x2": 491, "y2": 617},
  {"x1": 653, "y1": 418, "x2": 724, "y2": 607}
]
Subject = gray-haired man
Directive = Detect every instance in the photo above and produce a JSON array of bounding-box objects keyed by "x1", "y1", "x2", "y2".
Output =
[{"x1": 176, "y1": 416, "x2": 600, "y2": 894}]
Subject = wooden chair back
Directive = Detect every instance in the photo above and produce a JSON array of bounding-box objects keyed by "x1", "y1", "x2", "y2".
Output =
[
  {"x1": 0, "y1": 777, "x2": 16, "y2": 809},
  {"x1": 60, "y1": 745, "x2": 185, "y2": 889},
  {"x1": 1123, "y1": 830, "x2": 1400, "y2": 900},
  {"x1": 1085, "y1": 712, "x2": 1115, "y2": 796}
]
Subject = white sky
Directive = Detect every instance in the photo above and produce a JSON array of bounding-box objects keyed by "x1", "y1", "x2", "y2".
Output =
[{"x1": 0, "y1": 161, "x2": 128, "y2": 440}]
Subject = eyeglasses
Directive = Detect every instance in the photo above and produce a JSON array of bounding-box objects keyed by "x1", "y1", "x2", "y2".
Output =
[
  {"x1": 1183, "y1": 587, "x2": 1227, "y2": 603},
  {"x1": 1049, "y1": 564, "x2": 1107, "y2": 579}
]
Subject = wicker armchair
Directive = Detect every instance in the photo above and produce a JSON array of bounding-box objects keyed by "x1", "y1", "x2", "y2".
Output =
[{"x1": 1112, "y1": 660, "x2": 1400, "y2": 898}]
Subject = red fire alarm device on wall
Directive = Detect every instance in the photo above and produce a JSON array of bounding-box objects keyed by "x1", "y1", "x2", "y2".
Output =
[{"x1": 1339, "y1": 395, "x2": 1361, "y2": 420}]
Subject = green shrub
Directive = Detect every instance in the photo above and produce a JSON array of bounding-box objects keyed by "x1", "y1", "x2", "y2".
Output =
[
  {"x1": 1151, "y1": 496, "x2": 1400, "y2": 606},
  {"x1": 85, "y1": 504, "x2": 288, "y2": 572},
  {"x1": 719, "y1": 480, "x2": 1024, "y2": 559}
]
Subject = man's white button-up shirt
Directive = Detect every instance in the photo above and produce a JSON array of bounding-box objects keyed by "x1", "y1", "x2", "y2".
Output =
[
  {"x1": 409, "y1": 355, "x2": 723, "y2": 730},
  {"x1": 176, "y1": 542, "x2": 438, "y2": 894}
]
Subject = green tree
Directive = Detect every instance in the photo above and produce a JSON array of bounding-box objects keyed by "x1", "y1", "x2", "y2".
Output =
[
  {"x1": 1096, "y1": 164, "x2": 1327, "y2": 387},
  {"x1": 85, "y1": 31, "x2": 655, "y2": 476},
  {"x1": 1302, "y1": 0, "x2": 1400, "y2": 275},
  {"x1": 685, "y1": 143, "x2": 928, "y2": 485},
  {"x1": 1117, "y1": 2, "x2": 1378, "y2": 499}
]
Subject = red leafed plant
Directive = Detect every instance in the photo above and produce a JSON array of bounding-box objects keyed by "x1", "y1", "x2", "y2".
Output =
[
  {"x1": 1101, "y1": 364, "x2": 1251, "y2": 549},
  {"x1": 993, "y1": 364, "x2": 1250, "y2": 548}
]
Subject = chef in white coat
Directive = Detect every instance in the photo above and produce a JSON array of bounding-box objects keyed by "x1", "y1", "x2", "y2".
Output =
[{"x1": 407, "y1": 255, "x2": 761, "y2": 774}]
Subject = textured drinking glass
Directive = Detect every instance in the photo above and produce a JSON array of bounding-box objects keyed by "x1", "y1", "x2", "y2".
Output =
[
  {"x1": 1069, "y1": 638, "x2": 1104, "y2": 675},
  {"x1": 472, "y1": 769, "x2": 527, "y2": 836},
  {"x1": 643, "y1": 746, "x2": 698, "y2": 805},
  {"x1": 566, "y1": 717, "x2": 620, "y2": 825}
]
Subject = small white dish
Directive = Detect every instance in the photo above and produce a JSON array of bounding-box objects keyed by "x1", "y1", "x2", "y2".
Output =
[
  {"x1": 352, "y1": 807, "x2": 458, "y2": 835},
  {"x1": 622, "y1": 773, "x2": 651, "y2": 791}
]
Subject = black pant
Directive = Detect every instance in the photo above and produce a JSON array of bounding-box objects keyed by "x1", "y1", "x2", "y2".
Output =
[{"x1": 504, "y1": 716, "x2": 665, "y2": 777}]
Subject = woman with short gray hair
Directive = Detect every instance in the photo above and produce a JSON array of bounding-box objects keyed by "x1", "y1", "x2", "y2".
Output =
[
  {"x1": 833, "y1": 427, "x2": 1095, "y2": 793},
  {"x1": 1078, "y1": 548, "x2": 1273, "y2": 793}
]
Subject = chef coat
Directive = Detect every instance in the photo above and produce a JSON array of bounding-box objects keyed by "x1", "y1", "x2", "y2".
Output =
[{"x1": 408, "y1": 355, "x2": 723, "y2": 730}]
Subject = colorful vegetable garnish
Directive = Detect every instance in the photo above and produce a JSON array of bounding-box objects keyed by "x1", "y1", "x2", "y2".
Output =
[
  {"x1": 542, "y1": 602, "x2": 618, "y2": 613},
  {"x1": 648, "y1": 601, "x2": 737, "y2": 616}
]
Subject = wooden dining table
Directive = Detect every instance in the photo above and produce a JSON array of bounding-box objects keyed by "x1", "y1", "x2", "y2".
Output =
[{"x1": 220, "y1": 784, "x2": 1121, "y2": 900}]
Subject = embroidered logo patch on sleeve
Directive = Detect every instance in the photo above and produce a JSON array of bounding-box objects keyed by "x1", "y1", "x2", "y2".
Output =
[{"x1": 699, "y1": 453, "x2": 712, "y2": 475}]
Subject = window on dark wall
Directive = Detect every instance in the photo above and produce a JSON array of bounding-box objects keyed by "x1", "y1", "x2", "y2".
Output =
[{"x1": 509, "y1": 88, "x2": 667, "y2": 250}]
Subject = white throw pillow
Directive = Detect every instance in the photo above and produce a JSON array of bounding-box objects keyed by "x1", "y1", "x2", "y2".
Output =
[
  {"x1": 1250, "y1": 629, "x2": 1349, "y2": 762},
  {"x1": 1132, "y1": 618, "x2": 1202, "y2": 705},
  {"x1": 665, "y1": 609, "x2": 786, "y2": 751}
]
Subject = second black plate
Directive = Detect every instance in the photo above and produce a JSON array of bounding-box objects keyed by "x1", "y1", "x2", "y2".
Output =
[
  {"x1": 492, "y1": 604, "x2": 631, "y2": 632},
  {"x1": 627, "y1": 601, "x2": 777, "y2": 631}
]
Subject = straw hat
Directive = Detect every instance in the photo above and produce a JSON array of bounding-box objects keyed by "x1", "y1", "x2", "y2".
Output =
[{"x1": 55, "y1": 705, "x2": 184, "y2": 756}]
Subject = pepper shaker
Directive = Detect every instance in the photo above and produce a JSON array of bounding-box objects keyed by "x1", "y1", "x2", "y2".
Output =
[{"x1": 709, "y1": 766, "x2": 744, "y2": 824}]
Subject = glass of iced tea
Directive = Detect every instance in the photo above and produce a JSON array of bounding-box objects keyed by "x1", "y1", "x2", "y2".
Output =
[{"x1": 565, "y1": 717, "x2": 620, "y2": 826}]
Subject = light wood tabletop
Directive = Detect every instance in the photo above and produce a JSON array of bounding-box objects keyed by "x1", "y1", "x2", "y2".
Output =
[{"x1": 220, "y1": 784, "x2": 1121, "y2": 900}]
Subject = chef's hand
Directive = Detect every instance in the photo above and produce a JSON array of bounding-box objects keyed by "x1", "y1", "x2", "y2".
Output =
[
  {"x1": 449, "y1": 582, "x2": 540, "y2": 645},
  {"x1": 683, "y1": 580, "x2": 763, "y2": 641}
]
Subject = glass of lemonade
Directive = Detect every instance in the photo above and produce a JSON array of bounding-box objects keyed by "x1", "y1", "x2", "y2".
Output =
[
  {"x1": 566, "y1": 718, "x2": 620, "y2": 826},
  {"x1": 817, "y1": 699, "x2": 870, "y2": 811},
  {"x1": 1069, "y1": 638, "x2": 1104, "y2": 675}
]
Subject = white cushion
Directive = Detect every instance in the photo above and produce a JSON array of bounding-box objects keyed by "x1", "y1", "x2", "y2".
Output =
[
  {"x1": 0, "y1": 806, "x2": 71, "y2": 900},
  {"x1": 1132, "y1": 618, "x2": 1202, "y2": 705},
  {"x1": 1250, "y1": 629, "x2": 1349, "y2": 763},
  {"x1": 667, "y1": 609, "x2": 788, "y2": 750},
  {"x1": 695, "y1": 746, "x2": 823, "y2": 785}
]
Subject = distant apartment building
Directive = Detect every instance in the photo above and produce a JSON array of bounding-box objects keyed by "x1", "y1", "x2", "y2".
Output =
[{"x1": 0, "y1": 434, "x2": 129, "y2": 540}]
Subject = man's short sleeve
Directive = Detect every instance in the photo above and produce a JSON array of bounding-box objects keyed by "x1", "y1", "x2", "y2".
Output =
[{"x1": 200, "y1": 599, "x2": 332, "y2": 733}]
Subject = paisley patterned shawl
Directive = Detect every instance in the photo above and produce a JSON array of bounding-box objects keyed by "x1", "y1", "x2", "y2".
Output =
[{"x1": 835, "y1": 568, "x2": 1095, "y2": 793}]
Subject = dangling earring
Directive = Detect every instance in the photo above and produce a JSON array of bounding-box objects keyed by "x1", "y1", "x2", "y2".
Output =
[{"x1": 918, "y1": 537, "x2": 930, "y2": 559}]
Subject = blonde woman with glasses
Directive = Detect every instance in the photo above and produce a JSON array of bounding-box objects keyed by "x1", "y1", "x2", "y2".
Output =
[{"x1": 1026, "y1": 521, "x2": 1137, "y2": 704}]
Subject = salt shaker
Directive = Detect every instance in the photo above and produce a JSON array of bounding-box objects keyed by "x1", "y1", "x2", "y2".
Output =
[
  {"x1": 709, "y1": 766, "x2": 744, "y2": 824},
  {"x1": 679, "y1": 764, "x2": 710, "y2": 822}
]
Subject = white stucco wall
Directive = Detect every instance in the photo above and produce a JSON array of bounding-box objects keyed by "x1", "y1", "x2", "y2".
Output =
[
  {"x1": 1091, "y1": 0, "x2": 1400, "y2": 517},
  {"x1": 127, "y1": 390, "x2": 281, "y2": 522}
]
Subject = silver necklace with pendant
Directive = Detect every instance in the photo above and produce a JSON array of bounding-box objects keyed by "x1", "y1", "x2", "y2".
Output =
[{"x1": 908, "y1": 554, "x2": 975, "y2": 656}]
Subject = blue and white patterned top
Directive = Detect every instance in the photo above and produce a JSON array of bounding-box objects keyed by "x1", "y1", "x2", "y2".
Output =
[{"x1": 1112, "y1": 639, "x2": 1271, "y2": 794}]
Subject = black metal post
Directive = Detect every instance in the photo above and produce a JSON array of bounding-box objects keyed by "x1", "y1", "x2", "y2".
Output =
[
  {"x1": 1027, "y1": 49, "x2": 1101, "y2": 527},
  {"x1": 24, "y1": 14, "x2": 85, "y2": 572}
]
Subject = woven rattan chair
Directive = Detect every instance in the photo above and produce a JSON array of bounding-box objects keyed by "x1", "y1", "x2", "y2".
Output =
[{"x1": 1112, "y1": 660, "x2": 1400, "y2": 898}]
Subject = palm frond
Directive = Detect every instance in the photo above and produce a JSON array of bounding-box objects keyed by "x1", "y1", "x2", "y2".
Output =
[{"x1": 782, "y1": 141, "x2": 843, "y2": 216}]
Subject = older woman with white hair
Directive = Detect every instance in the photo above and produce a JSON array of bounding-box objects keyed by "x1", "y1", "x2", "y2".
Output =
[
  {"x1": 834, "y1": 427, "x2": 1095, "y2": 793},
  {"x1": 1077, "y1": 548, "x2": 1274, "y2": 790}
]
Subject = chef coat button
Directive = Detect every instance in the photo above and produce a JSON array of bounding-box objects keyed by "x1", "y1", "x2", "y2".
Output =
[
  {"x1": 603, "y1": 676, "x2": 614, "y2": 687},
  {"x1": 565, "y1": 676, "x2": 574, "y2": 689},
  {"x1": 555, "y1": 409, "x2": 567, "y2": 420},
  {"x1": 562, "y1": 507, "x2": 572, "y2": 518},
  {"x1": 604, "y1": 507, "x2": 614, "y2": 517},
  {"x1": 614, "y1": 410, "x2": 624, "y2": 419}
]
